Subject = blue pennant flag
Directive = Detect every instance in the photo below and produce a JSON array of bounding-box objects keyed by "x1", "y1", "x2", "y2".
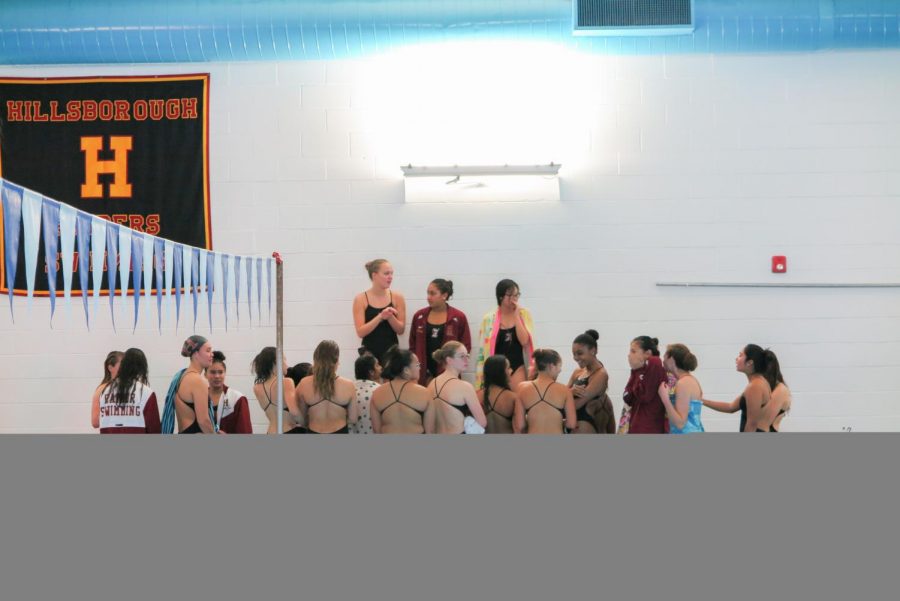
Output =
[
  {"x1": 153, "y1": 238, "x2": 165, "y2": 333},
  {"x1": 173, "y1": 244, "x2": 183, "y2": 329},
  {"x1": 269, "y1": 258, "x2": 275, "y2": 324},
  {"x1": 118, "y1": 226, "x2": 132, "y2": 311},
  {"x1": 246, "y1": 257, "x2": 253, "y2": 324},
  {"x1": 234, "y1": 255, "x2": 242, "y2": 328},
  {"x1": 90, "y1": 217, "x2": 106, "y2": 317},
  {"x1": 21, "y1": 189, "x2": 42, "y2": 307},
  {"x1": 142, "y1": 234, "x2": 153, "y2": 301},
  {"x1": 131, "y1": 233, "x2": 144, "y2": 332},
  {"x1": 163, "y1": 241, "x2": 174, "y2": 323},
  {"x1": 191, "y1": 248, "x2": 200, "y2": 329},
  {"x1": 263, "y1": 257, "x2": 271, "y2": 323},
  {"x1": 221, "y1": 253, "x2": 230, "y2": 331},
  {"x1": 76, "y1": 212, "x2": 92, "y2": 328},
  {"x1": 105, "y1": 221, "x2": 119, "y2": 331},
  {"x1": 59, "y1": 205, "x2": 77, "y2": 320},
  {"x1": 1, "y1": 181, "x2": 23, "y2": 320},
  {"x1": 256, "y1": 257, "x2": 262, "y2": 326},
  {"x1": 206, "y1": 251, "x2": 215, "y2": 331},
  {"x1": 41, "y1": 198, "x2": 61, "y2": 323}
]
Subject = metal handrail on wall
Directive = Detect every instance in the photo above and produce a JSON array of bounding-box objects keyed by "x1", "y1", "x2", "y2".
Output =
[{"x1": 656, "y1": 282, "x2": 900, "y2": 289}]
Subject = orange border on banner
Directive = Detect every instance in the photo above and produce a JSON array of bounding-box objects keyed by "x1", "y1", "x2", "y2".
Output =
[{"x1": 0, "y1": 73, "x2": 212, "y2": 297}]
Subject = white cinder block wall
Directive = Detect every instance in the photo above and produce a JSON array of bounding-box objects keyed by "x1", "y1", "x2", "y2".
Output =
[{"x1": 2, "y1": 49, "x2": 899, "y2": 432}]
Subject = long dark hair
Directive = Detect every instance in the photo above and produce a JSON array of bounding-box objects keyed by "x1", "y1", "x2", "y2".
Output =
[
  {"x1": 286, "y1": 362, "x2": 312, "y2": 386},
  {"x1": 251, "y1": 347, "x2": 277, "y2": 384},
  {"x1": 481, "y1": 355, "x2": 510, "y2": 412},
  {"x1": 100, "y1": 351, "x2": 124, "y2": 386},
  {"x1": 745, "y1": 344, "x2": 783, "y2": 390},
  {"x1": 766, "y1": 352, "x2": 786, "y2": 388},
  {"x1": 108, "y1": 348, "x2": 149, "y2": 406},
  {"x1": 382, "y1": 345, "x2": 415, "y2": 380},
  {"x1": 355, "y1": 354, "x2": 377, "y2": 381}
]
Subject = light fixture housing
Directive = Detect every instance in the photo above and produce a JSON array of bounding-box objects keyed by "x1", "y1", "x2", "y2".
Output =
[{"x1": 401, "y1": 163, "x2": 561, "y2": 203}]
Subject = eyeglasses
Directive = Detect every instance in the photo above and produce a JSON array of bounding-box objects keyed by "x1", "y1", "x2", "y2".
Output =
[{"x1": 504, "y1": 292, "x2": 521, "y2": 300}]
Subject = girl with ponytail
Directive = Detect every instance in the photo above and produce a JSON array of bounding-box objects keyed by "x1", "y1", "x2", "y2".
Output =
[
  {"x1": 297, "y1": 340, "x2": 358, "y2": 434},
  {"x1": 661, "y1": 344, "x2": 705, "y2": 433},
  {"x1": 759, "y1": 350, "x2": 792, "y2": 432},
  {"x1": 431, "y1": 341, "x2": 487, "y2": 434},
  {"x1": 622, "y1": 336, "x2": 669, "y2": 434},
  {"x1": 702, "y1": 344, "x2": 773, "y2": 432},
  {"x1": 409, "y1": 278, "x2": 472, "y2": 385}
]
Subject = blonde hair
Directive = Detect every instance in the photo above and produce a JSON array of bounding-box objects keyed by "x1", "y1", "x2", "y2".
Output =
[
  {"x1": 365, "y1": 259, "x2": 390, "y2": 279},
  {"x1": 432, "y1": 340, "x2": 465, "y2": 364},
  {"x1": 312, "y1": 340, "x2": 340, "y2": 400}
]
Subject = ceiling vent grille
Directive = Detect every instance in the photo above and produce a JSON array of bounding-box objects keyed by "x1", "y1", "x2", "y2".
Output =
[{"x1": 574, "y1": 0, "x2": 694, "y2": 36}]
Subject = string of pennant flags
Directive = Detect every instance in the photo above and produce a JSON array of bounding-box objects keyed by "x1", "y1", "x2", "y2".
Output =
[{"x1": 1, "y1": 177, "x2": 275, "y2": 332}]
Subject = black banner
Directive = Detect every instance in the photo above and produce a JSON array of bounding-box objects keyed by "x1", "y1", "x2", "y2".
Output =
[{"x1": 0, "y1": 74, "x2": 210, "y2": 295}]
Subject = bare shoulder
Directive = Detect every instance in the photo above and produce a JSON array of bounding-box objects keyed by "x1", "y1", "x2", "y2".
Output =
[
  {"x1": 337, "y1": 377, "x2": 356, "y2": 393},
  {"x1": 182, "y1": 371, "x2": 206, "y2": 387},
  {"x1": 371, "y1": 382, "x2": 390, "y2": 401},
  {"x1": 408, "y1": 383, "x2": 432, "y2": 405},
  {"x1": 551, "y1": 381, "x2": 570, "y2": 396}
]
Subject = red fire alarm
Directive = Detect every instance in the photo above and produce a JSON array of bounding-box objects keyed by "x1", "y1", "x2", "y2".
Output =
[{"x1": 772, "y1": 255, "x2": 787, "y2": 273}]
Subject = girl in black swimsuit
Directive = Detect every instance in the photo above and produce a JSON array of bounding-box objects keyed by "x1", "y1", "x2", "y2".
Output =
[
  {"x1": 371, "y1": 346, "x2": 431, "y2": 434},
  {"x1": 353, "y1": 259, "x2": 406, "y2": 366},
  {"x1": 515, "y1": 349, "x2": 577, "y2": 434},
  {"x1": 703, "y1": 344, "x2": 777, "y2": 432},
  {"x1": 758, "y1": 351, "x2": 791, "y2": 432},
  {"x1": 175, "y1": 335, "x2": 216, "y2": 434},
  {"x1": 479, "y1": 355, "x2": 517, "y2": 434},
  {"x1": 568, "y1": 329, "x2": 615, "y2": 434},
  {"x1": 430, "y1": 341, "x2": 487, "y2": 434},
  {"x1": 299, "y1": 340, "x2": 358, "y2": 434},
  {"x1": 251, "y1": 346, "x2": 302, "y2": 434}
]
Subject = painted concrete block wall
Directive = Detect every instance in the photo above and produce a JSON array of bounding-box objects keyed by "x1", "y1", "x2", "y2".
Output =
[{"x1": 1, "y1": 48, "x2": 898, "y2": 432}]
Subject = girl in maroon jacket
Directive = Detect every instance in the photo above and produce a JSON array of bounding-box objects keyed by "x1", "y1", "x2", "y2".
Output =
[
  {"x1": 623, "y1": 336, "x2": 669, "y2": 434},
  {"x1": 409, "y1": 279, "x2": 472, "y2": 385}
]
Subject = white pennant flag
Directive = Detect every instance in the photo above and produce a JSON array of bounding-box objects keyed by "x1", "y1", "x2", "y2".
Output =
[
  {"x1": 90, "y1": 217, "x2": 107, "y2": 317},
  {"x1": 59, "y1": 205, "x2": 77, "y2": 321},
  {"x1": 21, "y1": 189, "x2": 42, "y2": 307}
]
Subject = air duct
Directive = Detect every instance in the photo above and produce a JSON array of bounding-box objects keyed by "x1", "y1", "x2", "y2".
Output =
[{"x1": 0, "y1": 0, "x2": 898, "y2": 64}]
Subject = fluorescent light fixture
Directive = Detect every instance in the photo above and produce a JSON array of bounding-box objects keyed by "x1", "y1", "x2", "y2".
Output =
[{"x1": 401, "y1": 163, "x2": 561, "y2": 203}]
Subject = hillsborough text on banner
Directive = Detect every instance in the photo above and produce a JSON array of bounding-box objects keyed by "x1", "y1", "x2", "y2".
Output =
[{"x1": 0, "y1": 74, "x2": 211, "y2": 296}]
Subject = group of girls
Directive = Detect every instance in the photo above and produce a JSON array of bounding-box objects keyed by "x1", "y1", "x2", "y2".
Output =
[
  {"x1": 89, "y1": 256, "x2": 792, "y2": 434},
  {"x1": 91, "y1": 337, "x2": 252, "y2": 434},
  {"x1": 349, "y1": 257, "x2": 792, "y2": 435}
]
